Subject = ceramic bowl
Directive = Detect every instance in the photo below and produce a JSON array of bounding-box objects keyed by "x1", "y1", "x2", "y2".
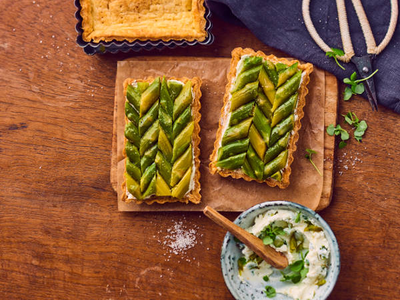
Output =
[{"x1": 220, "y1": 201, "x2": 340, "y2": 300}]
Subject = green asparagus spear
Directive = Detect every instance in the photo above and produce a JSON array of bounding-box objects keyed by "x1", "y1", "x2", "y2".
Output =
[
  {"x1": 168, "y1": 80, "x2": 183, "y2": 101},
  {"x1": 269, "y1": 115, "x2": 294, "y2": 146},
  {"x1": 229, "y1": 101, "x2": 255, "y2": 126},
  {"x1": 271, "y1": 171, "x2": 282, "y2": 181},
  {"x1": 277, "y1": 62, "x2": 298, "y2": 87},
  {"x1": 249, "y1": 124, "x2": 266, "y2": 160},
  {"x1": 247, "y1": 144, "x2": 264, "y2": 180},
  {"x1": 259, "y1": 66, "x2": 275, "y2": 104},
  {"x1": 126, "y1": 84, "x2": 141, "y2": 112},
  {"x1": 271, "y1": 93, "x2": 298, "y2": 127},
  {"x1": 126, "y1": 158, "x2": 141, "y2": 182},
  {"x1": 141, "y1": 144, "x2": 158, "y2": 173},
  {"x1": 140, "y1": 77, "x2": 160, "y2": 117},
  {"x1": 159, "y1": 107, "x2": 173, "y2": 143},
  {"x1": 273, "y1": 71, "x2": 301, "y2": 112},
  {"x1": 237, "y1": 56, "x2": 263, "y2": 74},
  {"x1": 242, "y1": 157, "x2": 256, "y2": 179},
  {"x1": 263, "y1": 61, "x2": 279, "y2": 87},
  {"x1": 173, "y1": 80, "x2": 192, "y2": 121},
  {"x1": 171, "y1": 145, "x2": 192, "y2": 187},
  {"x1": 155, "y1": 151, "x2": 172, "y2": 187},
  {"x1": 160, "y1": 77, "x2": 173, "y2": 116},
  {"x1": 172, "y1": 121, "x2": 194, "y2": 163},
  {"x1": 139, "y1": 100, "x2": 159, "y2": 136},
  {"x1": 264, "y1": 150, "x2": 288, "y2": 178},
  {"x1": 140, "y1": 163, "x2": 156, "y2": 193},
  {"x1": 255, "y1": 91, "x2": 273, "y2": 120},
  {"x1": 217, "y1": 138, "x2": 250, "y2": 161},
  {"x1": 253, "y1": 106, "x2": 272, "y2": 146},
  {"x1": 156, "y1": 172, "x2": 171, "y2": 196},
  {"x1": 124, "y1": 122, "x2": 140, "y2": 148},
  {"x1": 125, "y1": 141, "x2": 140, "y2": 167},
  {"x1": 142, "y1": 173, "x2": 156, "y2": 199},
  {"x1": 264, "y1": 132, "x2": 290, "y2": 163},
  {"x1": 173, "y1": 106, "x2": 192, "y2": 139},
  {"x1": 230, "y1": 81, "x2": 259, "y2": 112},
  {"x1": 139, "y1": 120, "x2": 159, "y2": 156},
  {"x1": 216, "y1": 153, "x2": 246, "y2": 170},
  {"x1": 158, "y1": 127, "x2": 173, "y2": 162},
  {"x1": 125, "y1": 102, "x2": 139, "y2": 125},
  {"x1": 231, "y1": 65, "x2": 262, "y2": 93},
  {"x1": 171, "y1": 167, "x2": 192, "y2": 199},
  {"x1": 125, "y1": 172, "x2": 142, "y2": 200},
  {"x1": 221, "y1": 118, "x2": 252, "y2": 146}
]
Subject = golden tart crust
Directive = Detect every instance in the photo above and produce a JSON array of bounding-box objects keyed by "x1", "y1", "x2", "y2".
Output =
[
  {"x1": 80, "y1": 0, "x2": 207, "y2": 43},
  {"x1": 122, "y1": 77, "x2": 202, "y2": 205},
  {"x1": 209, "y1": 48, "x2": 313, "y2": 189}
]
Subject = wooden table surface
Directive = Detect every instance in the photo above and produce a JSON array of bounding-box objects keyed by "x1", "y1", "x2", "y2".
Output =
[{"x1": 1, "y1": 1, "x2": 399, "y2": 299}]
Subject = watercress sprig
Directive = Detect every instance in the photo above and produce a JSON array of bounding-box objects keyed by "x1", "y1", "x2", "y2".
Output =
[
  {"x1": 326, "y1": 124, "x2": 349, "y2": 148},
  {"x1": 343, "y1": 70, "x2": 378, "y2": 100},
  {"x1": 342, "y1": 111, "x2": 368, "y2": 142},
  {"x1": 281, "y1": 251, "x2": 309, "y2": 284},
  {"x1": 326, "y1": 48, "x2": 346, "y2": 70},
  {"x1": 305, "y1": 149, "x2": 322, "y2": 177}
]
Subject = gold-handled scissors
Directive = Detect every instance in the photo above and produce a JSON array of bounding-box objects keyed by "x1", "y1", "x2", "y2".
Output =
[{"x1": 302, "y1": 0, "x2": 399, "y2": 111}]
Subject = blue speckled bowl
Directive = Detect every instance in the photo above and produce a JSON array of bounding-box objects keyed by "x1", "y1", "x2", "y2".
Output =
[{"x1": 221, "y1": 201, "x2": 340, "y2": 300}]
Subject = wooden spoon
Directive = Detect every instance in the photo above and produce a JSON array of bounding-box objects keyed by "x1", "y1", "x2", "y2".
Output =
[{"x1": 203, "y1": 206, "x2": 288, "y2": 269}]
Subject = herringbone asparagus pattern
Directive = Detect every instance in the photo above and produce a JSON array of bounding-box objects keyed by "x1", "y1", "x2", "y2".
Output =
[
  {"x1": 216, "y1": 57, "x2": 302, "y2": 182},
  {"x1": 124, "y1": 77, "x2": 195, "y2": 200}
]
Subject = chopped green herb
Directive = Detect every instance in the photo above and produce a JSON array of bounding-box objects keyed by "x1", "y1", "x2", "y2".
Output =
[
  {"x1": 305, "y1": 149, "x2": 322, "y2": 177},
  {"x1": 263, "y1": 275, "x2": 270, "y2": 282},
  {"x1": 326, "y1": 47, "x2": 346, "y2": 70},
  {"x1": 342, "y1": 70, "x2": 378, "y2": 101},
  {"x1": 259, "y1": 224, "x2": 285, "y2": 246},
  {"x1": 295, "y1": 212, "x2": 301, "y2": 223},
  {"x1": 265, "y1": 286, "x2": 276, "y2": 298},
  {"x1": 281, "y1": 251, "x2": 310, "y2": 284},
  {"x1": 238, "y1": 257, "x2": 247, "y2": 275}
]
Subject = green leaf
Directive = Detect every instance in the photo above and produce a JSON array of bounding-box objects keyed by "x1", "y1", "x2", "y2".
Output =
[
  {"x1": 238, "y1": 257, "x2": 247, "y2": 275},
  {"x1": 331, "y1": 47, "x2": 345, "y2": 56},
  {"x1": 344, "y1": 87, "x2": 353, "y2": 100},
  {"x1": 326, "y1": 124, "x2": 335, "y2": 136},
  {"x1": 358, "y1": 120, "x2": 368, "y2": 131},
  {"x1": 263, "y1": 236, "x2": 273, "y2": 245},
  {"x1": 339, "y1": 141, "x2": 347, "y2": 149},
  {"x1": 300, "y1": 267, "x2": 309, "y2": 280},
  {"x1": 340, "y1": 130, "x2": 350, "y2": 141},
  {"x1": 265, "y1": 286, "x2": 276, "y2": 298},
  {"x1": 343, "y1": 78, "x2": 353, "y2": 85},
  {"x1": 306, "y1": 148, "x2": 316, "y2": 155},
  {"x1": 354, "y1": 83, "x2": 365, "y2": 94},
  {"x1": 350, "y1": 72, "x2": 357, "y2": 81},
  {"x1": 291, "y1": 273, "x2": 302, "y2": 283},
  {"x1": 344, "y1": 115, "x2": 352, "y2": 125},
  {"x1": 325, "y1": 51, "x2": 335, "y2": 58},
  {"x1": 290, "y1": 260, "x2": 304, "y2": 273},
  {"x1": 263, "y1": 275, "x2": 270, "y2": 282}
]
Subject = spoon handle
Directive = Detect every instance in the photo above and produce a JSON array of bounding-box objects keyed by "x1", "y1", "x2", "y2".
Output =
[{"x1": 203, "y1": 206, "x2": 288, "y2": 269}]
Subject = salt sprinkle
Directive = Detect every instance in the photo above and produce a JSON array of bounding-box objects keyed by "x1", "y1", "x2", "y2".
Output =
[{"x1": 160, "y1": 221, "x2": 198, "y2": 255}]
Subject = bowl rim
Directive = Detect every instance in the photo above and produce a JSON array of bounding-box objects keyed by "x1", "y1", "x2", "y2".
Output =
[{"x1": 220, "y1": 201, "x2": 341, "y2": 300}]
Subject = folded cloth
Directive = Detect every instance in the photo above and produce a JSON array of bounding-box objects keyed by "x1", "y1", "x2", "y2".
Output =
[{"x1": 207, "y1": 0, "x2": 400, "y2": 113}]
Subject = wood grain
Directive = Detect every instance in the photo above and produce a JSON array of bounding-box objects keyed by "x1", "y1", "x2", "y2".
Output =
[{"x1": 0, "y1": 1, "x2": 399, "y2": 299}]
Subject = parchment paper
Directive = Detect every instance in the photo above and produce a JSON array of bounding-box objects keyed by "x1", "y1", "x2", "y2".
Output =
[{"x1": 113, "y1": 57, "x2": 325, "y2": 212}]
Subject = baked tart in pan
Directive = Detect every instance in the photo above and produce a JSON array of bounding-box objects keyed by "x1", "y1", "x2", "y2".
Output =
[
  {"x1": 122, "y1": 76, "x2": 201, "y2": 204},
  {"x1": 209, "y1": 48, "x2": 313, "y2": 189},
  {"x1": 80, "y1": 0, "x2": 207, "y2": 43}
]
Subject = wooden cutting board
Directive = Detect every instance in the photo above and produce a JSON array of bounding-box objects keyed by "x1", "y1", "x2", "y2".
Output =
[{"x1": 110, "y1": 57, "x2": 338, "y2": 212}]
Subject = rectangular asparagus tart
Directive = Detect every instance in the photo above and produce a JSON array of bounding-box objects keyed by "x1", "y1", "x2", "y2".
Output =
[
  {"x1": 79, "y1": 0, "x2": 207, "y2": 43},
  {"x1": 122, "y1": 77, "x2": 202, "y2": 205},
  {"x1": 209, "y1": 48, "x2": 313, "y2": 189}
]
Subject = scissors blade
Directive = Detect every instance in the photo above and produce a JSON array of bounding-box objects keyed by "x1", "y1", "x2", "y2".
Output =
[{"x1": 351, "y1": 55, "x2": 378, "y2": 111}]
